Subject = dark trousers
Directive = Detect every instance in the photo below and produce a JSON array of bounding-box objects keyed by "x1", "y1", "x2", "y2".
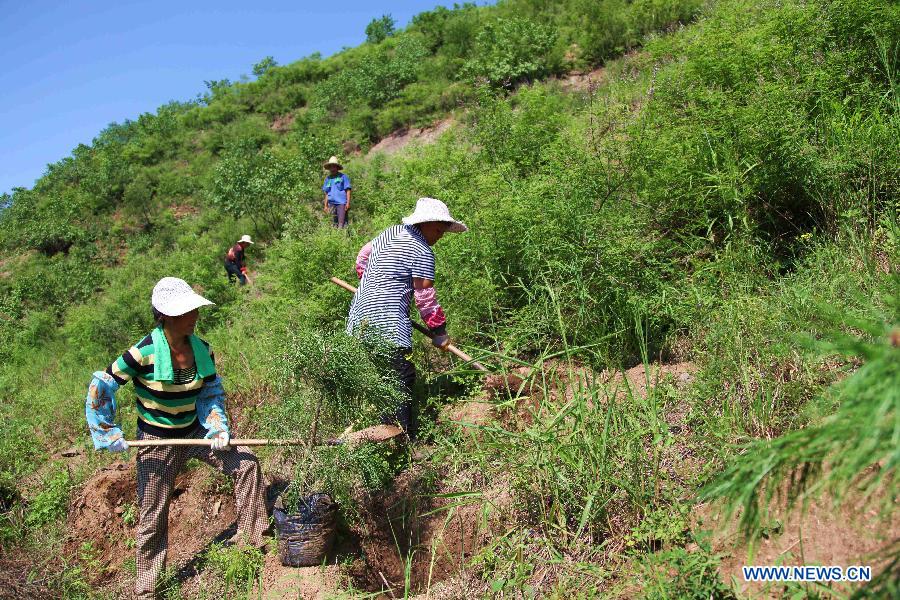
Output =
[
  {"x1": 381, "y1": 349, "x2": 416, "y2": 438},
  {"x1": 225, "y1": 261, "x2": 246, "y2": 285},
  {"x1": 330, "y1": 203, "x2": 348, "y2": 228}
]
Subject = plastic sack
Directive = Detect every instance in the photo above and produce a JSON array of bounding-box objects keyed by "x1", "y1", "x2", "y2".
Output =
[{"x1": 272, "y1": 493, "x2": 337, "y2": 567}]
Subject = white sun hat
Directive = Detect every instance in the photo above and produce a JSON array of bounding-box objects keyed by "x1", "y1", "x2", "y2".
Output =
[
  {"x1": 238, "y1": 234, "x2": 254, "y2": 244},
  {"x1": 402, "y1": 197, "x2": 468, "y2": 233},
  {"x1": 151, "y1": 277, "x2": 215, "y2": 317},
  {"x1": 323, "y1": 155, "x2": 343, "y2": 169}
]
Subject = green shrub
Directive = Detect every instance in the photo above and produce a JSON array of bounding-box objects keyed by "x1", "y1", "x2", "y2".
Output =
[
  {"x1": 316, "y1": 34, "x2": 430, "y2": 114},
  {"x1": 636, "y1": 543, "x2": 734, "y2": 599},
  {"x1": 252, "y1": 56, "x2": 277, "y2": 78},
  {"x1": 0, "y1": 188, "x2": 90, "y2": 256},
  {"x1": 25, "y1": 468, "x2": 72, "y2": 530},
  {"x1": 270, "y1": 327, "x2": 406, "y2": 444},
  {"x1": 464, "y1": 17, "x2": 561, "y2": 88},
  {"x1": 280, "y1": 442, "x2": 405, "y2": 524},
  {"x1": 209, "y1": 141, "x2": 304, "y2": 234}
]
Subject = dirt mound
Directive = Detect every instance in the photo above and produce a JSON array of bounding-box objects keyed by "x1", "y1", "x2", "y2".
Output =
[
  {"x1": 615, "y1": 361, "x2": 697, "y2": 399},
  {"x1": 65, "y1": 462, "x2": 136, "y2": 576},
  {"x1": 66, "y1": 461, "x2": 237, "y2": 583},
  {"x1": 368, "y1": 119, "x2": 454, "y2": 156}
]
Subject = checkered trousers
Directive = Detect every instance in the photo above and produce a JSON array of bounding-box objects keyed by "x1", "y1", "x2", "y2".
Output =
[{"x1": 134, "y1": 428, "x2": 268, "y2": 599}]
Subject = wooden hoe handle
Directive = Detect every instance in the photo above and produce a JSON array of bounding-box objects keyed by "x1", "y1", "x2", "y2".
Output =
[
  {"x1": 126, "y1": 438, "x2": 313, "y2": 448},
  {"x1": 330, "y1": 277, "x2": 488, "y2": 372}
]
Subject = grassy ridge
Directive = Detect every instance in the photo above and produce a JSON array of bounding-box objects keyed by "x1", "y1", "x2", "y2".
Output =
[{"x1": 0, "y1": 0, "x2": 897, "y2": 596}]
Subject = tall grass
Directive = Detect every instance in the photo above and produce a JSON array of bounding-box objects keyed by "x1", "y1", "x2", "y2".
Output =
[{"x1": 701, "y1": 292, "x2": 899, "y2": 537}]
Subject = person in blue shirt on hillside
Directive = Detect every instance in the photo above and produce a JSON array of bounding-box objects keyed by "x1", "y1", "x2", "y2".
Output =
[{"x1": 322, "y1": 156, "x2": 351, "y2": 228}]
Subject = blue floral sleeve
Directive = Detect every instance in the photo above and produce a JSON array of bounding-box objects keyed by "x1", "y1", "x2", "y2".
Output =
[
  {"x1": 196, "y1": 375, "x2": 230, "y2": 438},
  {"x1": 85, "y1": 371, "x2": 124, "y2": 450}
]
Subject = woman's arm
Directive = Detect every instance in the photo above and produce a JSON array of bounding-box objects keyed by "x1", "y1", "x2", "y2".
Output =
[
  {"x1": 86, "y1": 344, "x2": 145, "y2": 450},
  {"x1": 85, "y1": 371, "x2": 124, "y2": 450},
  {"x1": 196, "y1": 375, "x2": 230, "y2": 439},
  {"x1": 355, "y1": 241, "x2": 373, "y2": 279},
  {"x1": 413, "y1": 278, "x2": 450, "y2": 348}
]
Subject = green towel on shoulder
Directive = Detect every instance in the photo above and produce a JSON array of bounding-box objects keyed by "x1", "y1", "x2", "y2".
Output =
[{"x1": 151, "y1": 326, "x2": 216, "y2": 382}]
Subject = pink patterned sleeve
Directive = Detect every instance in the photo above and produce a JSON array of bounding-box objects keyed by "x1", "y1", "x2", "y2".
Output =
[
  {"x1": 355, "y1": 242, "x2": 373, "y2": 279},
  {"x1": 414, "y1": 286, "x2": 447, "y2": 330}
]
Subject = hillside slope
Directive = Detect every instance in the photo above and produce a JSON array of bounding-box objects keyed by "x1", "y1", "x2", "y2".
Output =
[{"x1": 1, "y1": 0, "x2": 898, "y2": 597}]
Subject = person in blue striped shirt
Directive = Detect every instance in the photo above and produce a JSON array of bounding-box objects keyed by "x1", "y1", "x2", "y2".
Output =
[{"x1": 348, "y1": 198, "x2": 467, "y2": 439}]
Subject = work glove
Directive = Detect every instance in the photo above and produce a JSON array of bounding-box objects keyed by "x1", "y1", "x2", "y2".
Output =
[
  {"x1": 108, "y1": 438, "x2": 129, "y2": 453},
  {"x1": 210, "y1": 431, "x2": 231, "y2": 451},
  {"x1": 431, "y1": 333, "x2": 451, "y2": 350}
]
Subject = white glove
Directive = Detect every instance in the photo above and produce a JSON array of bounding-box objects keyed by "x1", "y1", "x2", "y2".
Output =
[
  {"x1": 210, "y1": 431, "x2": 231, "y2": 450},
  {"x1": 108, "y1": 438, "x2": 129, "y2": 453}
]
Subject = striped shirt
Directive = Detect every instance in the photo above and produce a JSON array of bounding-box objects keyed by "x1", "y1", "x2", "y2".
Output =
[
  {"x1": 106, "y1": 333, "x2": 217, "y2": 437},
  {"x1": 347, "y1": 224, "x2": 435, "y2": 348}
]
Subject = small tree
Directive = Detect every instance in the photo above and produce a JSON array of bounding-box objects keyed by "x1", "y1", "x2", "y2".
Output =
[
  {"x1": 365, "y1": 14, "x2": 395, "y2": 44},
  {"x1": 121, "y1": 170, "x2": 158, "y2": 229},
  {"x1": 252, "y1": 56, "x2": 278, "y2": 78},
  {"x1": 209, "y1": 142, "x2": 303, "y2": 235}
]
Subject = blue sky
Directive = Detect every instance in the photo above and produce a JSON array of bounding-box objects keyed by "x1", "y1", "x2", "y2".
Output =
[{"x1": 0, "y1": 0, "x2": 452, "y2": 196}]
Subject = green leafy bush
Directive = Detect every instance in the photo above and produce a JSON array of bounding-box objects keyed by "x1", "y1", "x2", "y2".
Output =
[
  {"x1": 316, "y1": 34, "x2": 430, "y2": 116},
  {"x1": 464, "y1": 17, "x2": 561, "y2": 88},
  {"x1": 209, "y1": 142, "x2": 304, "y2": 233},
  {"x1": 0, "y1": 188, "x2": 89, "y2": 256},
  {"x1": 25, "y1": 468, "x2": 72, "y2": 530}
]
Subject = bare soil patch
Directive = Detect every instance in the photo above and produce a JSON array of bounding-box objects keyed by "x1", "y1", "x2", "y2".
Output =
[
  {"x1": 270, "y1": 113, "x2": 296, "y2": 133},
  {"x1": 557, "y1": 66, "x2": 608, "y2": 93},
  {"x1": 169, "y1": 203, "x2": 199, "y2": 220},
  {"x1": 0, "y1": 551, "x2": 59, "y2": 600},
  {"x1": 700, "y1": 489, "x2": 899, "y2": 597},
  {"x1": 256, "y1": 554, "x2": 341, "y2": 600},
  {"x1": 368, "y1": 119, "x2": 454, "y2": 156}
]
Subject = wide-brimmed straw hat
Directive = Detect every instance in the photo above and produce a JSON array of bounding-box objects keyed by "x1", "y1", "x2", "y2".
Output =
[
  {"x1": 151, "y1": 277, "x2": 214, "y2": 317},
  {"x1": 402, "y1": 197, "x2": 468, "y2": 233},
  {"x1": 238, "y1": 234, "x2": 254, "y2": 245},
  {"x1": 323, "y1": 156, "x2": 343, "y2": 169}
]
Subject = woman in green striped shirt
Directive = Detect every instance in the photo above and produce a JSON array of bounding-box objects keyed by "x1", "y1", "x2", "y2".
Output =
[{"x1": 85, "y1": 277, "x2": 268, "y2": 599}]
